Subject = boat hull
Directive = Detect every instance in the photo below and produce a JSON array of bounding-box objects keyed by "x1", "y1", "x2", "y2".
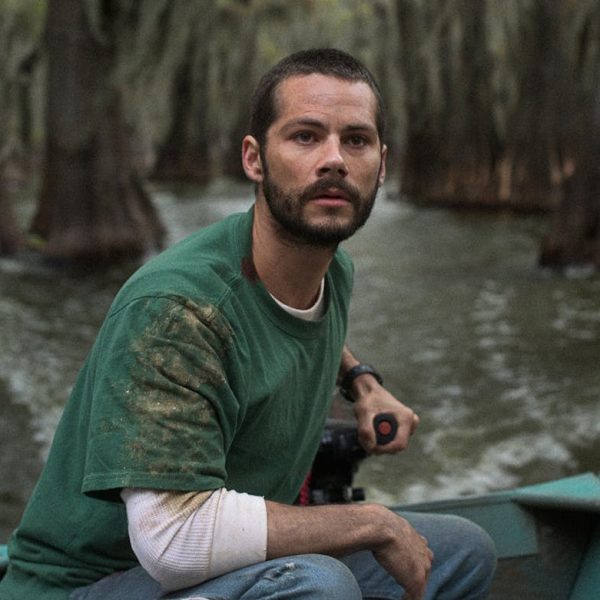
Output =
[{"x1": 396, "y1": 473, "x2": 600, "y2": 600}]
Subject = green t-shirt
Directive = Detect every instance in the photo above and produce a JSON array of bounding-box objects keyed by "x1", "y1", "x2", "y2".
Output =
[{"x1": 0, "y1": 209, "x2": 353, "y2": 600}]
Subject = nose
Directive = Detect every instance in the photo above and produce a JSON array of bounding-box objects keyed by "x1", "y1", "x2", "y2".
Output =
[{"x1": 317, "y1": 137, "x2": 348, "y2": 178}]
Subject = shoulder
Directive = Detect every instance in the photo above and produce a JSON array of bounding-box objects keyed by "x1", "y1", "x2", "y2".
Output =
[{"x1": 112, "y1": 212, "x2": 250, "y2": 312}]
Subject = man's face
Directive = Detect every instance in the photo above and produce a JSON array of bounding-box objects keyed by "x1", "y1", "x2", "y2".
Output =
[{"x1": 258, "y1": 74, "x2": 387, "y2": 247}]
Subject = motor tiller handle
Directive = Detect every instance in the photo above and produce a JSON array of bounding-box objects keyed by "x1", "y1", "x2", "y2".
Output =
[{"x1": 373, "y1": 413, "x2": 398, "y2": 445}]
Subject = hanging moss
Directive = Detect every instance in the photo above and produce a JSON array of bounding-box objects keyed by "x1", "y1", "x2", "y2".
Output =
[
  {"x1": 0, "y1": 0, "x2": 45, "y2": 171},
  {"x1": 0, "y1": 0, "x2": 45, "y2": 254},
  {"x1": 396, "y1": 0, "x2": 600, "y2": 213},
  {"x1": 124, "y1": 0, "x2": 402, "y2": 182},
  {"x1": 3, "y1": 0, "x2": 599, "y2": 247}
]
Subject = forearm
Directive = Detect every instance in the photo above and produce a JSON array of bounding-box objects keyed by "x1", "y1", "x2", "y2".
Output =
[
  {"x1": 338, "y1": 344, "x2": 360, "y2": 383},
  {"x1": 266, "y1": 499, "x2": 432, "y2": 598},
  {"x1": 266, "y1": 500, "x2": 385, "y2": 560}
]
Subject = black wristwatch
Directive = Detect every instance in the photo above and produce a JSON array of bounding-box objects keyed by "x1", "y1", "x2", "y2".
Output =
[{"x1": 339, "y1": 364, "x2": 383, "y2": 402}]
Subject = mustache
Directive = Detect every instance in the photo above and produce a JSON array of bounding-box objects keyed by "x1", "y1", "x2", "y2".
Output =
[{"x1": 299, "y1": 177, "x2": 361, "y2": 203}]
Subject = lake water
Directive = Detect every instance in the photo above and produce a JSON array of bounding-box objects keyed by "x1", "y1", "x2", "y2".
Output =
[{"x1": 1, "y1": 183, "x2": 599, "y2": 539}]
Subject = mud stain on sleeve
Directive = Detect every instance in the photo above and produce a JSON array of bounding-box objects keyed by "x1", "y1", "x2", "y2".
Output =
[{"x1": 109, "y1": 297, "x2": 235, "y2": 478}]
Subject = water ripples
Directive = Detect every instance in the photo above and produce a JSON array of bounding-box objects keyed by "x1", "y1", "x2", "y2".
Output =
[{"x1": 1, "y1": 187, "x2": 599, "y2": 527}]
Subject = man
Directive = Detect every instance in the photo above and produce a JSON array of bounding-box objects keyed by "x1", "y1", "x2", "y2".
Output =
[{"x1": 0, "y1": 49, "x2": 496, "y2": 600}]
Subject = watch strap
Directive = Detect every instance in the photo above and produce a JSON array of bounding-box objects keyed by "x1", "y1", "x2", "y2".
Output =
[{"x1": 339, "y1": 364, "x2": 383, "y2": 402}]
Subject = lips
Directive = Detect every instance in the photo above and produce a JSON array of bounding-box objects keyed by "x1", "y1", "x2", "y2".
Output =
[{"x1": 313, "y1": 188, "x2": 351, "y2": 202}]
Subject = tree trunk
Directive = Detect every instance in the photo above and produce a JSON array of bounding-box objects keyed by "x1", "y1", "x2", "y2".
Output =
[
  {"x1": 150, "y1": 2, "x2": 257, "y2": 183},
  {"x1": 0, "y1": 184, "x2": 23, "y2": 255},
  {"x1": 396, "y1": 0, "x2": 563, "y2": 211},
  {"x1": 539, "y1": 168, "x2": 600, "y2": 269},
  {"x1": 540, "y1": 79, "x2": 600, "y2": 268},
  {"x1": 31, "y1": 0, "x2": 164, "y2": 266},
  {"x1": 538, "y1": 3, "x2": 600, "y2": 269},
  {"x1": 151, "y1": 32, "x2": 212, "y2": 183},
  {"x1": 0, "y1": 1, "x2": 42, "y2": 256}
]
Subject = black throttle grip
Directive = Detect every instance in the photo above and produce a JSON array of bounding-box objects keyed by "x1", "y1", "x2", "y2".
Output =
[{"x1": 373, "y1": 413, "x2": 398, "y2": 445}]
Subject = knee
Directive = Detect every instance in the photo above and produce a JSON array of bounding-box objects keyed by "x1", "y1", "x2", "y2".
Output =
[
  {"x1": 448, "y1": 516, "x2": 497, "y2": 593},
  {"x1": 462, "y1": 517, "x2": 497, "y2": 571},
  {"x1": 407, "y1": 511, "x2": 497, "y2": 598},
  {"x1": 280, "y1": 554, "x2": 362, "y2": 600}
]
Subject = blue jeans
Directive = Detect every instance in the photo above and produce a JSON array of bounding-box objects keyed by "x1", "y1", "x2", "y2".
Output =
[{"x1": 70, "y1": 512, "x2": 496, "y2": 600}]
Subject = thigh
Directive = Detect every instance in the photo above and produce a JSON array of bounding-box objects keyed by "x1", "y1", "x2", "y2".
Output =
[
  {"x1": 165, "y1": 554, "x2": 361, "y2": 600},
  {"x1": 71, "y1": 554, "x2": 362, "y2": 600},
  {"x1": 70, "y1": 567, "x2": 163, "y2": 600},
  {"x1": 342, "y1": 511, "x2": 496, "y2": 600}
]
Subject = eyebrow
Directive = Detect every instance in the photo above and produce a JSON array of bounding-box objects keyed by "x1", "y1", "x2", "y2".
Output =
[{"x1": 281, "y1": 117, "x2": 377, "y2": 135}]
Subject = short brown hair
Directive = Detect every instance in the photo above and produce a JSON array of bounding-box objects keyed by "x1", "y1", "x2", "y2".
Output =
[{"x1": 248, "y1": 48, "x2": 386, "y2": 147}]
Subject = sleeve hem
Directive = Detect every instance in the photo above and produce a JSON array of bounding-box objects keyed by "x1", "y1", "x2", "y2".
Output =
[{"x1": 82, "y1": 472, "x2": 225, "y2": 500}]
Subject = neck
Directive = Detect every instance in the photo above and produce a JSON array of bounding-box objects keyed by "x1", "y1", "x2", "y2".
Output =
[{"x1": 251, "y1": 197, "x2": 335, "y2": 309}]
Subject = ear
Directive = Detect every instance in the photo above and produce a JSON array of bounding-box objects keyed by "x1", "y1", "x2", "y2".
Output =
[
  {"x1": 377, "y1": 144, "x2": 388, "y2": 187},
  {"x1": 242, "y1": 135, "x2": 263, "y2": 184}
]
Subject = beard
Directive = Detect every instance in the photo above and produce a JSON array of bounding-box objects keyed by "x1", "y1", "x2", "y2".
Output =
[{"x1": 261, "y1": 164, "x2": 380, "y2": 248}]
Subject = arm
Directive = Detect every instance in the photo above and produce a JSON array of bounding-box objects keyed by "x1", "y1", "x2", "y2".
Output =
[
  {"x1": 123, "y1": 488, "x2": 431, "y2": 600},
  {"x1": 124, "y1": 350, "x2": 424, "y2": 595},
  {"x1": 266, "y1": 500, "x2": 432, "y2": 600},
  {"x1": 338, "y1": 345, "x2": 419, "y2": 454}
]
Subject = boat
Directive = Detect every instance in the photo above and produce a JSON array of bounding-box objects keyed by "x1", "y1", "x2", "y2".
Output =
[
  {"x1": 396, "y1": 471, "x2": 600, "y2": 599},
  {"x1": 1, "y1": 419, "x2": 598, "y2": 598}
]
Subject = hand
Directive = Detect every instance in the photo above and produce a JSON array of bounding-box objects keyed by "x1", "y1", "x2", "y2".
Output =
[
  {"x1": 267, "y1": 500, "x2": 432, "y2": 600},
  {"x1": 352, "y1": 377, "x2": 419, "y2": 454},
  {"x1": 372, "y1": 506, "x2": 433, "y2": 600}
]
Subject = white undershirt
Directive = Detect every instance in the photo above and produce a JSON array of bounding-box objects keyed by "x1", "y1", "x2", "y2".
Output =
[
  {"x1": 122, "y1": 279, "x2": 326, "y2": 591},
  {"x1": 122, "y1": 488, "x2": 267, "y2": 591},
  {"x1": 270, "y1": 278, "x2": 326, "y2": 321}
]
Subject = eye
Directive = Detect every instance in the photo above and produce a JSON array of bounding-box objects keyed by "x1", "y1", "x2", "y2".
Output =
[
  {"x1": 292, "y1": 131, "x2": 316, "y2": 144},
  {"x1": 346, "y1": 134, "x2": 369, "y2": 148}
]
